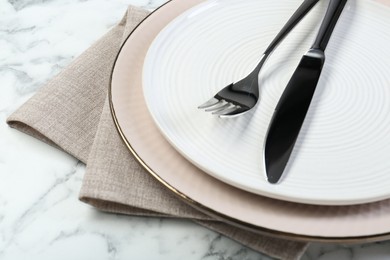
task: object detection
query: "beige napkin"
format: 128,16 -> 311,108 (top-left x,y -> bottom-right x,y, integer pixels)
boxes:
7,6 -> 307,260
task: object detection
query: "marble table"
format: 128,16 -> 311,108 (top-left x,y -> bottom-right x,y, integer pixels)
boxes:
1,0 -> 390,259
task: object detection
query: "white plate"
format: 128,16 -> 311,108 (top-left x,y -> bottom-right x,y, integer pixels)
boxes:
143,0 -> 390,205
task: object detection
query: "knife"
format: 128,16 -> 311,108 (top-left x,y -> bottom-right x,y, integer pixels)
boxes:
264,0 -> 348,184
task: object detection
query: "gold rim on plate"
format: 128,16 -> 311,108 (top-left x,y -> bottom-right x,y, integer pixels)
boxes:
110,0 -> 390,243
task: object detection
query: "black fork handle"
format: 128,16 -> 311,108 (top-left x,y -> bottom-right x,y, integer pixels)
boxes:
264,0 -> 320,55
311,0 -> 348,51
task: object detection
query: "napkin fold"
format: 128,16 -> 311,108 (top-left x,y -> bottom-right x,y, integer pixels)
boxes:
7,6 -> 307,260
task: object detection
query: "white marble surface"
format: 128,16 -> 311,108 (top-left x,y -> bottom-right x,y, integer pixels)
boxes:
1,0 -> 390,259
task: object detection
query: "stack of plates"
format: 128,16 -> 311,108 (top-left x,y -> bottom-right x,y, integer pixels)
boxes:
110,0 -> 390,242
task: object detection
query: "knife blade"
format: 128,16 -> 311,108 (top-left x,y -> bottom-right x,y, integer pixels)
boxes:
264,0 -> 348,184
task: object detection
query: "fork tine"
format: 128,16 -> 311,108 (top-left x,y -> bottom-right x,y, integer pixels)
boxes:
212,105 -> 240,116
198,97 -> 220,109
206,102 -> 231,112
218,107 -> 248,118
205,100 -> 229,112
211,103 -> 235,113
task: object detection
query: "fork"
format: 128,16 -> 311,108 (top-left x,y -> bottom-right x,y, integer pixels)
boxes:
198,0 -> 320,117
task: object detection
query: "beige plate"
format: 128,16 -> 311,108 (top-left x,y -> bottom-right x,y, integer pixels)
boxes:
110,0 -> 390,242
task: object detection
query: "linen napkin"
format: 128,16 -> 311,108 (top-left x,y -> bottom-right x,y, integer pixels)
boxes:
7,6 -> 308,260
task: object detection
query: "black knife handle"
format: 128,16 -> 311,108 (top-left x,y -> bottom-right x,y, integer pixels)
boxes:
264,0 -> 320,55
311,0 -> 347,51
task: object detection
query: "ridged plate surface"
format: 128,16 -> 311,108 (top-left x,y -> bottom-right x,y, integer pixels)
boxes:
143,0 -> 390,205
111,0 -> 390,241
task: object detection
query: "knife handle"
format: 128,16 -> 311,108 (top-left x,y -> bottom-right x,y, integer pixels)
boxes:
311,0 -> 347,51
264,0 -> 320,55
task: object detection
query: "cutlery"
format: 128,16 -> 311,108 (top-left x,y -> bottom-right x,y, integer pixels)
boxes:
198,0 -> 320,117
264,0 -> 348,184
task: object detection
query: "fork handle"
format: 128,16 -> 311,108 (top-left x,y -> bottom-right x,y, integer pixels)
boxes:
311,0 -> 347,51
263,0 -> 320,55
